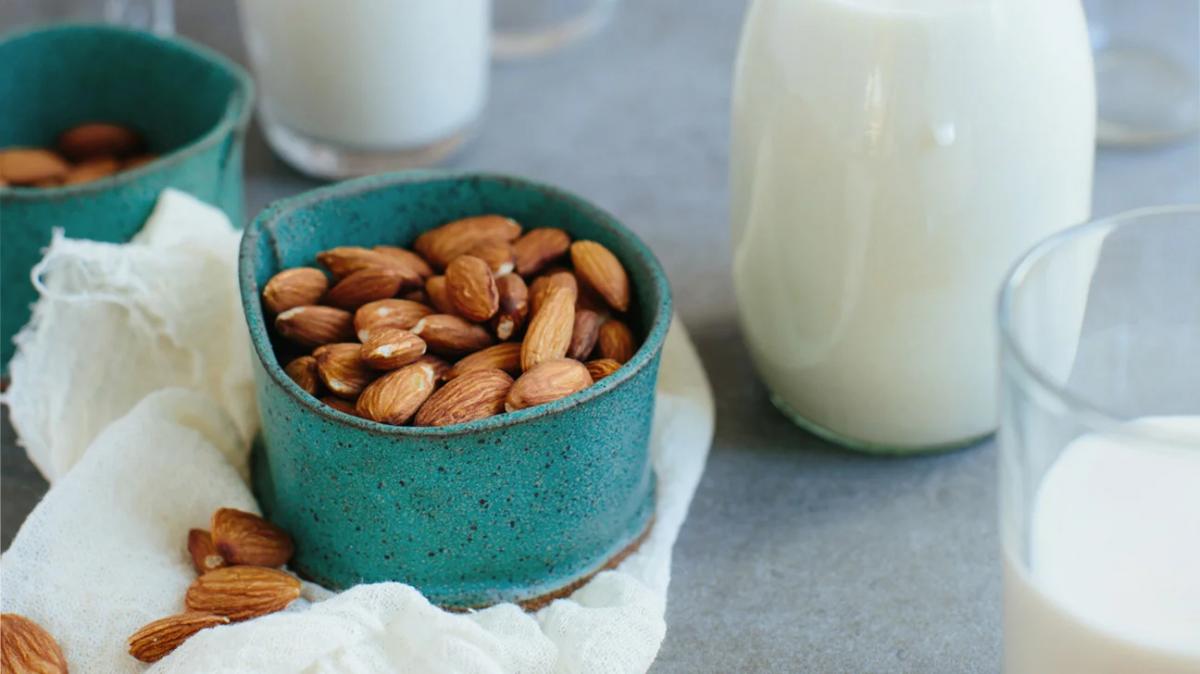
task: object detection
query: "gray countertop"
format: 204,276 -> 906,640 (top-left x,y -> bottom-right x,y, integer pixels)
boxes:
3,2 -> 1198,672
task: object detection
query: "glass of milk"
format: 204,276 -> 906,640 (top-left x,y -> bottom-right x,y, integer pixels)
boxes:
729,0 -> 1096,453
997,205 -> 1200,673
237,0 -> 490,179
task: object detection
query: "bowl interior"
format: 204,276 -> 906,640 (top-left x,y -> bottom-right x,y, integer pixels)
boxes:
0,24 -> 248,156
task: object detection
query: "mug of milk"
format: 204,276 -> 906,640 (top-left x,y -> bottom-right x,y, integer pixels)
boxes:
237,0 -> 490,179
730,0 -> 1096,452
998,206 -> 1200,673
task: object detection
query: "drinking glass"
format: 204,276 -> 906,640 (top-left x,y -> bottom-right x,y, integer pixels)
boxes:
492,0 -> 618,59
997,205 -> 1200,673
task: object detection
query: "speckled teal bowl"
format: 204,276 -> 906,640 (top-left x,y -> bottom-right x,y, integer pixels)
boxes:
0,24 -> 253,368
239,172 -> 671,608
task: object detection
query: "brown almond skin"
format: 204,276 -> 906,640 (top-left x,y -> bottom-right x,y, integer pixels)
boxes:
356,358 -> 442,424
513,228 -> 571,277
506,358 -> 593,412
1,614 -> 69,674
128,612 -> 229,663
446,255 -> 499,322
314,343 -> 377,398
275,306 -> 354,348
62,155 -> 120,185
414,369 -> 513,427
322,396 -> 361,417
373,245 -> 434,279
570,241 -> 631,312
466,239 -> 516,275
522,285 -> 576,371
283,355 -> 321,396
446,342 -> 523,380
529,270 -> 578,316
184,566 -> 301,622
211,508 -> 295,567
263,268 -> 328,314
316,246 -> 406,280
325,266 -> 407,310
354,299 -> 433,341
187,529 -> 227,575
57,122 -> 142,160
410,314 -> 495,357
0,148 -> 69,185
424,275 -> 459,315
585,358 -> 622,381
568,309 -> 604,360
414,215 -> 522,269
123,153 -> 158,170
403,288 -> 430,304
491,273 -> 529,341
597,319 -> 636,363
360,327 -> 427,370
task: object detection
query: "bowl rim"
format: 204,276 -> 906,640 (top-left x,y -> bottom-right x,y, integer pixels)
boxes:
239,170 -> 674,437
0,23 -> 255,198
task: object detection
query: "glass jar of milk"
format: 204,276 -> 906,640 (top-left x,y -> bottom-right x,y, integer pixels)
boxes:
238,0 -> 490,179
730,0 -> 1096,452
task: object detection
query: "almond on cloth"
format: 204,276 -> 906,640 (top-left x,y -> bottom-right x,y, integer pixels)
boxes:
597,319 -> 636,363
373,245 -> 434,279
210,507 -> 295,567
360,327 -> 426,370
314,343 -> 377,398
283,355 -> 321,396
506,358 -> 593,412
522,285 -> 576,371
316,246 -> 402,280
568,309 -> 603,360
275,305 -> 354,347
414,368 -> 513,426
570,241 -> 631,312
585,358 -> 622,381
184,566 -> 301,622
424,275 -> 458,315
127,612 -> 229,663
446,255 -> 500,322
491,273 -> 529,341
263,267 -> 328,315
1,613 -> 68,674
325,267 -> 409,309
57,122 -> 142,160
354,299 -> 433,341
513,227 -> 571,277
446,342 -> 523,380
356,357 -> 442,424
187,528 -> 228,575
410,314 -> 495,356
414,215 -> 522,269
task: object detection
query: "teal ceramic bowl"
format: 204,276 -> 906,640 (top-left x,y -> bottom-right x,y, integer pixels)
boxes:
240,172 -> 671,608
0,24 -> 254,368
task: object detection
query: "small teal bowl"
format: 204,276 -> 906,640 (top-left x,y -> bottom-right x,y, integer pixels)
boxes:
239,172 -> 672,608
0,24 -> 254,368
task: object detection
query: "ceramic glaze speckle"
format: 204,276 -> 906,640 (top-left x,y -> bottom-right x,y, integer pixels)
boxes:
0,24 -> 254,368
240,172 -> 672,607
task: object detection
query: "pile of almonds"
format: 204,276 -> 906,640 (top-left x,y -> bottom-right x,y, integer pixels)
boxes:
264,215 -> 641,426
0,122 -> 157,188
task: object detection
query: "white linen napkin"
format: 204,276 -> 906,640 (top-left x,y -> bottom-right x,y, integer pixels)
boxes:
0,190 -> 715,674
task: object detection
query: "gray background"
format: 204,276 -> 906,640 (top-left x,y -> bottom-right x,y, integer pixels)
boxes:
3,2 -> 1198,672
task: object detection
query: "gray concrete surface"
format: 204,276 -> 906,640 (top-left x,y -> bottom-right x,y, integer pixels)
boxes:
3,2 -> 1198,672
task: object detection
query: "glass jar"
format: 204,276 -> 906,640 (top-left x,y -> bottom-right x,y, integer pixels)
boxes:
730,0 -> 1096,453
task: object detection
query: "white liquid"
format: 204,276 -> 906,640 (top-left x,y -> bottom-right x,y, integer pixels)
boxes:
730,0 -> 1096,449
238,0 -> 490,149
1004,418 -> 1200,673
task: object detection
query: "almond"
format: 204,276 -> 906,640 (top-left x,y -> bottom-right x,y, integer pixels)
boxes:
355,357 -> 442,424
446,342 -> 523,380
314,343 -> 377,398
0,148 -> 69,185
466,240 -> 516,275
184,566 -> 301,622
128,612 -> 229,663
446,255 -> 499,321
529,270 -> 578,315
522,285 -> 576,370
402,288 -> 430,304
491,273 -> 529,341
373,245 -> 434,279
187,529 -> 227,575
124,153 -> 158,170
316,246 -> 401,279
325,266 -> 408,309
505,358 -> 592,412
597,319 -> 636,363
570,241 -> 630,312
513,228 -> 571,276
283,355 -> 321,396
57,122 -> 142,160
275,306 -> 354,347
360,327 -> 426,370
414,215 -> 522,269
322,396 -> 361,417
1,614 -> 68,674
354,299 -> 433,341
424,275 -> 458,315
586,358 -> 622,381
211,508 -> 294,567
414,369 -> 513,426
263,267 -> 328,314
568,309 -> 603,360
410,314 -> 495,356
62,155 -> 120,185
